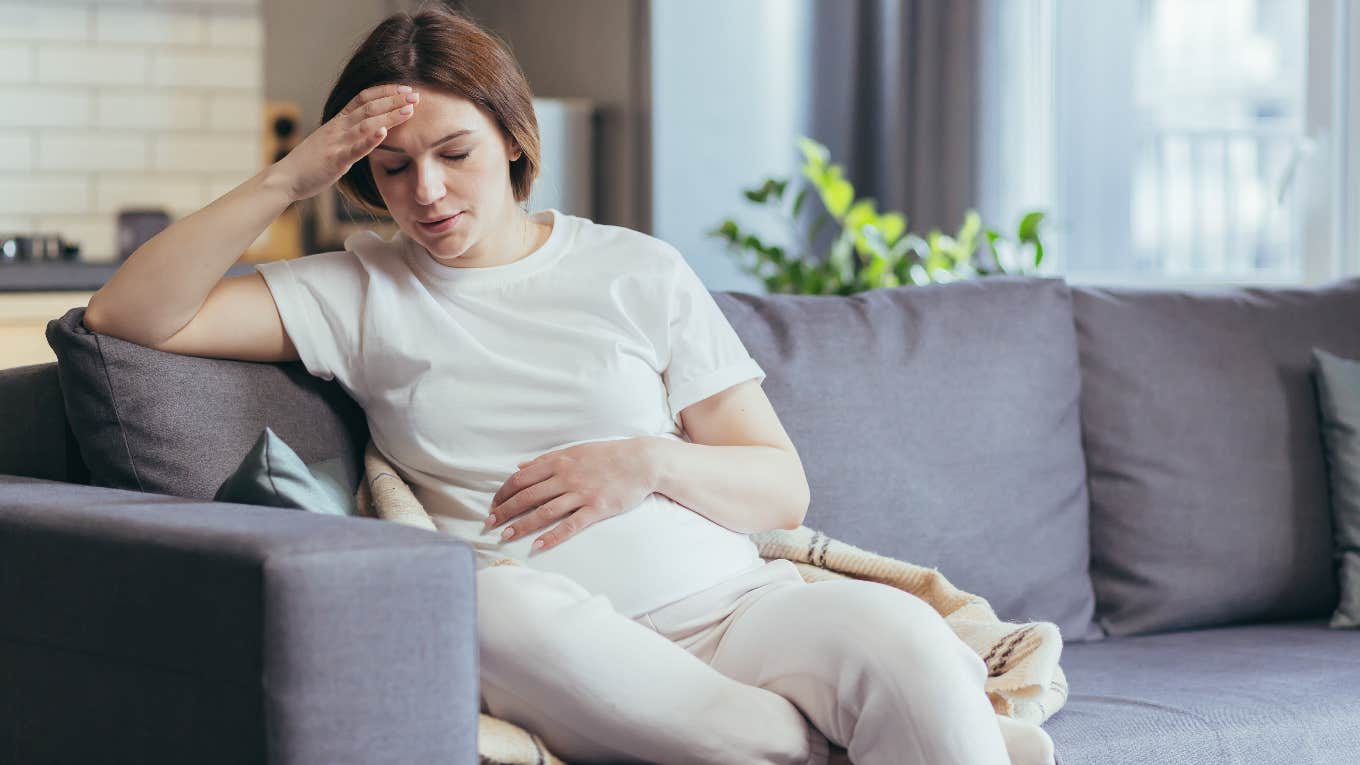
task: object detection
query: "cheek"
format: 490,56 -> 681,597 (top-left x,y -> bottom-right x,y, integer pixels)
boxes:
371,174 -> 409,210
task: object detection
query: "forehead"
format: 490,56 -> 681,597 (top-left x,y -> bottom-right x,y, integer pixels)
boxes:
384,87 -> 495,147
412,88 -> 488,125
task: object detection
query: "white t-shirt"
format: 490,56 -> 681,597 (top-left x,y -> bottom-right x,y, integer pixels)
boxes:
254,207 -> 769,617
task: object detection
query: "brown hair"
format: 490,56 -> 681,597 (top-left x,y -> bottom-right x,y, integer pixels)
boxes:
322,6 -> 540,212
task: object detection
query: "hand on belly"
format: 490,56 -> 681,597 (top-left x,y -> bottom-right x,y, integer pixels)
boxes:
493,494 -> 764,617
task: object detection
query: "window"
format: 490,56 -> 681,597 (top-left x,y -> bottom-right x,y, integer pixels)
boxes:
981,0 -> 1359,285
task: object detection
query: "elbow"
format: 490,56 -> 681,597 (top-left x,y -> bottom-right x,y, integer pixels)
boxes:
82,297 -> 107,333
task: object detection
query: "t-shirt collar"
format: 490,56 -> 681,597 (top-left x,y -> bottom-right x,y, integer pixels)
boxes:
403,207 -> 566,289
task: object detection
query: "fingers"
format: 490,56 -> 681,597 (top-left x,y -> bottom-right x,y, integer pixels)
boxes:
489,460 -> 556,513
338,82 -> 413,118
344,106 -> 416,163
355,103 -> 416,138
494,493 -> 585,543
344,90 -> 420,129
530,506 -> 599,553
487,474 -> 565,531
347,124 -> 388,161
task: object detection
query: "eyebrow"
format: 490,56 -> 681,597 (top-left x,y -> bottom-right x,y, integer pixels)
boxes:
373,129 -> 476,154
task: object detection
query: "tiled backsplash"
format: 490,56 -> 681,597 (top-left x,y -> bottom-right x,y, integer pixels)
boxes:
0,0 -> 264,262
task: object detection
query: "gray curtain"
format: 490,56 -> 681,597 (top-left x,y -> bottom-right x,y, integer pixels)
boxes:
805,0 -> 981,240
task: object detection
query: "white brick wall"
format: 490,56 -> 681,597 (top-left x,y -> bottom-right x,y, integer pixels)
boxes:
0,0 -> 263,263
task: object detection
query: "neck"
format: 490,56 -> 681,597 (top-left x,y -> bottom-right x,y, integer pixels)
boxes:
447,204 -> 536,269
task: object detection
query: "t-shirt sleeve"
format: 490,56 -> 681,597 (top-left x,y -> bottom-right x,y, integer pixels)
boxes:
661,250 -> 766,427
254,251 -> 366,393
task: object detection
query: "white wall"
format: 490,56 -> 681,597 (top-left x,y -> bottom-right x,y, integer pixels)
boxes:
650,0 -> 810,292
0,0 -> 265,261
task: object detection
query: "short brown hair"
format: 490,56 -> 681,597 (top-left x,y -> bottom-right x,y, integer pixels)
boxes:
322,7 -> 540,212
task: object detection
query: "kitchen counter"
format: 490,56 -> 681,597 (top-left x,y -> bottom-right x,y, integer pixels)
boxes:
0,261 -> 260,292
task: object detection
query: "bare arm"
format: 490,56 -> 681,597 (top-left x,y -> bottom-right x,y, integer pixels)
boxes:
83,169 -> 295,348
648,379 -> 809,534
83,83 -> 422,351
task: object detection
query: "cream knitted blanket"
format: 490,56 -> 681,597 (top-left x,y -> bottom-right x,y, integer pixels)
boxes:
354,439 -> 1069,764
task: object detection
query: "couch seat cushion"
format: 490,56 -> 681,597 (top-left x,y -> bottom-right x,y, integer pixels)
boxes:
1046,619 -> 1360,764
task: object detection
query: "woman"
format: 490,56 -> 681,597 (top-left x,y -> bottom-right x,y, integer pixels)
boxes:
84,7 -> 1055,765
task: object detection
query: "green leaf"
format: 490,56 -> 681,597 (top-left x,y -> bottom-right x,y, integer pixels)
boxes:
878,213 -> 906,245
858,223 -> 889,262
1018,210 -> 1045,241
902,233 -> 930,262
829,231 -> 855,283
1017,210 -> 1046,269
801,162 -> 829,191
958,209 -> 982,242
844,198 -> 877,232
981,228 -> 1003,274
926,232 -> 954,271
823,178 -> 854,218
797,136 -> 831,167
710,219 -> 740,243
862,252 -> 889,285
791,186 -> 809,219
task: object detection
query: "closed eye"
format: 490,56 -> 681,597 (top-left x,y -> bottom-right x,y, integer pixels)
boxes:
380,153 -> 470,176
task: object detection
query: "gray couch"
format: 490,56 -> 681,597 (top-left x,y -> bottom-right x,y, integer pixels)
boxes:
2,275 -> 1357,764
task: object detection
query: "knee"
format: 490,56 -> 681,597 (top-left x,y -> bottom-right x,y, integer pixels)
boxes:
840,585 -> 988,685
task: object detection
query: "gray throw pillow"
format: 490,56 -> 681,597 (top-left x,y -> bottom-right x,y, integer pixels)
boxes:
215,426 -> 361,516
1312,348 -> 1360,629
45,307 -> 368,501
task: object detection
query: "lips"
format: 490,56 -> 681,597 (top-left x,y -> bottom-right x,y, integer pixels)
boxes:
418,212 -> 460,224
417,211 -> 463,234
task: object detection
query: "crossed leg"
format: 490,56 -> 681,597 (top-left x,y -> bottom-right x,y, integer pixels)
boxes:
702,575 -> 1054,765
476,563 -> 830,764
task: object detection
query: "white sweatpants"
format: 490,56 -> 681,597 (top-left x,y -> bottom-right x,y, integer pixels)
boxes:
477,557 -> 1056,765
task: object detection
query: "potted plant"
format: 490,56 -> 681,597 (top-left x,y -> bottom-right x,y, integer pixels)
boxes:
709,136 -> 1048,295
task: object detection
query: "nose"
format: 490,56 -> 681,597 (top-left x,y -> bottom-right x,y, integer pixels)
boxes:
413,160 -> 446,207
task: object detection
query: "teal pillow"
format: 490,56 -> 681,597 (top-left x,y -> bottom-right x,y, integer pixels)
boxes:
1313,348 -> 1360,629
214,426 -> 361,516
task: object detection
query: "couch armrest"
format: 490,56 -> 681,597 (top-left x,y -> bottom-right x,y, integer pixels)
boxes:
0,475 -> 478,765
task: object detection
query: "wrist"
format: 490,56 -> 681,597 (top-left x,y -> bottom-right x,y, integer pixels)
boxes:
258,161 -> 301,205
639,436 -> 672,495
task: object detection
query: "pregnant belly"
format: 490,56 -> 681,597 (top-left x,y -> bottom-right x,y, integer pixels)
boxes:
498,493 -> 764,617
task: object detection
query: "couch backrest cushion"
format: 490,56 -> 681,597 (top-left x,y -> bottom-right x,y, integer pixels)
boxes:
714,276 -> 1102,641
1072,277 -> 1360,637
45,308 -> 368,501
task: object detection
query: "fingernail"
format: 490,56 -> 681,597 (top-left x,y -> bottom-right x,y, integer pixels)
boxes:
532,540 -> 545,550
399,104 -> 413,114
405,92 -> 419,103
397,85 -> 412,93
501,527 -> 515,540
